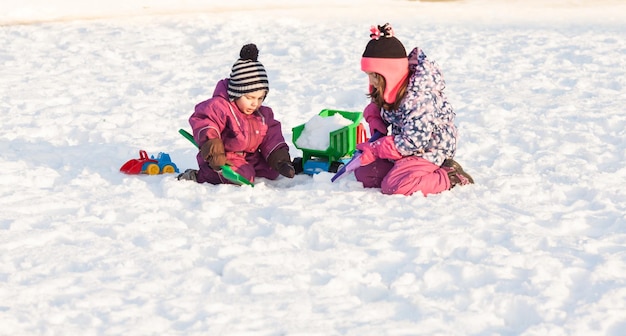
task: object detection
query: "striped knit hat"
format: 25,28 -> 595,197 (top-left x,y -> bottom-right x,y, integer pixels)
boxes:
227,44 -> 269,101
361,23 -> 409,104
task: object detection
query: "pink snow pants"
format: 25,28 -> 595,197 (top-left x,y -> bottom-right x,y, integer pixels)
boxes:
354,156 -> 450,196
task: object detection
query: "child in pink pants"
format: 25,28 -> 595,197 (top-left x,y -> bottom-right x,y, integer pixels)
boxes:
355,23 -> 474,196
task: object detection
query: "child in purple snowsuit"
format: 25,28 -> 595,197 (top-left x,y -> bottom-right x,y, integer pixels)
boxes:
177,44 -> 295,185
355,23 -> 474,196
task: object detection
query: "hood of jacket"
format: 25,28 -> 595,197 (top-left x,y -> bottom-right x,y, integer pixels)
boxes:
408,47 -> 447,93
212,79 -> 230,100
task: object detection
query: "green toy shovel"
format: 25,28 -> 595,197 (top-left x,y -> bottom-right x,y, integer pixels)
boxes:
178,129 -> 254,187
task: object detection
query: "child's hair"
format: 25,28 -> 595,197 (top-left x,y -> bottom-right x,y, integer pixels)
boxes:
367,72 -> 410,111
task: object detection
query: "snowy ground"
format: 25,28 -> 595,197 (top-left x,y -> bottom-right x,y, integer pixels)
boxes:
1,1 -> 626,335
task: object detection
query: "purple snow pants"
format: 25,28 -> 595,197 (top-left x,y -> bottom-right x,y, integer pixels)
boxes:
354,156 -> 450,196
195,151 -> 279,185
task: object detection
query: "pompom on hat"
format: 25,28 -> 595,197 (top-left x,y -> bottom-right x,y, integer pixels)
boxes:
361,23 -> 409,104
227,43 -> 269,101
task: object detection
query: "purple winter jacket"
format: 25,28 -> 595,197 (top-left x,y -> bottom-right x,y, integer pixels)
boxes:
189,79 -> 288,181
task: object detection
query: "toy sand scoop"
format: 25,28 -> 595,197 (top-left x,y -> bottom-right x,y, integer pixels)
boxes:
331,130 -> 384,182
178,129 -> 254,187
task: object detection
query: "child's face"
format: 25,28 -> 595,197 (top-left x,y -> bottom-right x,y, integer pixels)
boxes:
235,90 -> 267,115
366,72 -> 381,88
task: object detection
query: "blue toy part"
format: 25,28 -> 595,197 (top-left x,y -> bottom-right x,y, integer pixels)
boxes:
302,157 -> 350,175
141,152 -> 179,175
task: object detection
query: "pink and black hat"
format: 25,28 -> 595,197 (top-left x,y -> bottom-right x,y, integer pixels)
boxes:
361,23 -> 409,104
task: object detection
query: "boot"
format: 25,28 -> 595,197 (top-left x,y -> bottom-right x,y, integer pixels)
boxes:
442,159 -> 474,189
177,169 -> 198,182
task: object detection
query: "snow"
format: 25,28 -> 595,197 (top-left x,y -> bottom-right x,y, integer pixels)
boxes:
1,0 -> 626,335
295,113 -> 355,150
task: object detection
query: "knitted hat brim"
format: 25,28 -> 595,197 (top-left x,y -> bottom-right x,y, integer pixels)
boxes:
228,59 -> 269,101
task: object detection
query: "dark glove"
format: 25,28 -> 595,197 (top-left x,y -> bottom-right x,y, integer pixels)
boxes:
200,138 -> 226,170
267,148 -> 295,178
